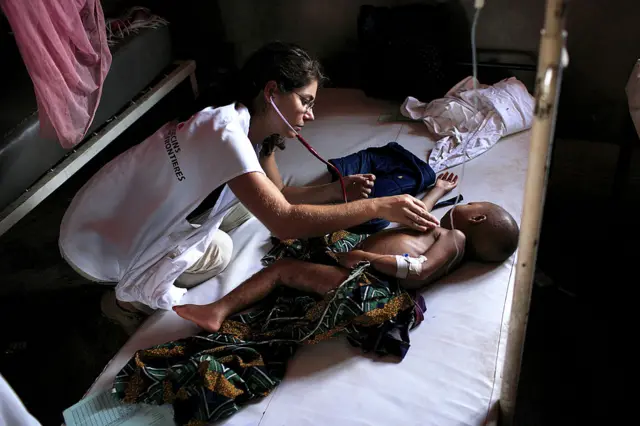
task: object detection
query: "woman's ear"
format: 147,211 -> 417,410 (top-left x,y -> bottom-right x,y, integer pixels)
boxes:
470,214 -> 487,224
263,80 -> 278,103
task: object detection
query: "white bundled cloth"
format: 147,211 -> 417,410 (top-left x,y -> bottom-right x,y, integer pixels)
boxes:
626,59 -> 640,139
401,76 -> 534,172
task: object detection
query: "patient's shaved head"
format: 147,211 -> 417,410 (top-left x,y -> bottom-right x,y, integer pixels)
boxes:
440,202 -> 519,262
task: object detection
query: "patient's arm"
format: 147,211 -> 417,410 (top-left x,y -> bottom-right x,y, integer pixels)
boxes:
421,172 -> 459,211
260,151 -> 375,204
336,229 -> 466,289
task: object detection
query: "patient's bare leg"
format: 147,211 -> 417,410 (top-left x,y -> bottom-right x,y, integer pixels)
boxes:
173,258 -> 350,332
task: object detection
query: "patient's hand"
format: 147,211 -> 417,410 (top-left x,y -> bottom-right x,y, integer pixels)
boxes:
435,172 -> 459,193
336,250 -> 371,269
341,174 -> 376,201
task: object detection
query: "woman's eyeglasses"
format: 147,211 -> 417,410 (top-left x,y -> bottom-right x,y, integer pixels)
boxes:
294,92 -> 315,112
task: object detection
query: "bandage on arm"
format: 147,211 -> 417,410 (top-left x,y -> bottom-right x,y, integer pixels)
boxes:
347,251 -> 427,280
395,254 -> 427,279
400,230 -> 467,289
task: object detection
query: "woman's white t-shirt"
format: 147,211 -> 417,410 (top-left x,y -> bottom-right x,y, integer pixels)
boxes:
59,103 -> 264,309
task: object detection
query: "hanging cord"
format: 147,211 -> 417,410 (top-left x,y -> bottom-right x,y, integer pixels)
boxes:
447,0 -> 485,263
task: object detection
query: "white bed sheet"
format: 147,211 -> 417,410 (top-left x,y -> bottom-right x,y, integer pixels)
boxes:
84,89 -> 530,426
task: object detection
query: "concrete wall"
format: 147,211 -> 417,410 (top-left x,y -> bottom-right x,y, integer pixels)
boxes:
563,0 -> 640,107
459,0 -> 543,52
462,0 -> 640,127
217,0 -> 543,66
218,0 -> 639,115
219,0 -> 541,59
218,0 -> 420,65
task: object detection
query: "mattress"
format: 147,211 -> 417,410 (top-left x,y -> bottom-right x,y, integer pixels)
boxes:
83,88 -> 530,425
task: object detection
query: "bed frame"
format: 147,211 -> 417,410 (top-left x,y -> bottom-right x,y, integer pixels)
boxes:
498,1 -> 568,424
0,60 -> 198,237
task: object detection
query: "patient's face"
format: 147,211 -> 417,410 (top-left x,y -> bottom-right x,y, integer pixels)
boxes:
440,202 -> 490,233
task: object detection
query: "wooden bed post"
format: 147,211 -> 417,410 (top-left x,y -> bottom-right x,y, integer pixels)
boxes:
499,0 -> 569,424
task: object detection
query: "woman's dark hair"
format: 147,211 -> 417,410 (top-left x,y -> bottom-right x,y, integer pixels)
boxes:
192,42 -> 325,155
235,41 -> 326,114
235,42 -> 325,155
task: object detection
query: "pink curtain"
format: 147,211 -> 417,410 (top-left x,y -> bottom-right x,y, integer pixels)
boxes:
1,0 -> 112,148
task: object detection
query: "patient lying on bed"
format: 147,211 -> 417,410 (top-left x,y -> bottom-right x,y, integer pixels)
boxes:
174,173 -> 520,332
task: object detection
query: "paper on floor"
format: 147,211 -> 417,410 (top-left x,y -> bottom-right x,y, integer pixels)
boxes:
63,389 -> 173,426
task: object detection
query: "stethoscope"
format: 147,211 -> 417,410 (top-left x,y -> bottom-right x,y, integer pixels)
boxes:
269,96 -> 348,203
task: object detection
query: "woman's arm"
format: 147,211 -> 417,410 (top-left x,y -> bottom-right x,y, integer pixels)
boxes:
260,152 -> 374,204
228,171 -> 439,240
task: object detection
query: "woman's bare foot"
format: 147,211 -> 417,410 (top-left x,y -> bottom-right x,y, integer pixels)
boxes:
173,303 -> 227,332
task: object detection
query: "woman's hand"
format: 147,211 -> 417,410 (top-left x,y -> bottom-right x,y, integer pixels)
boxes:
338,174 -> 375,201
375,195 -> 439,231
434,172 -> 459,194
